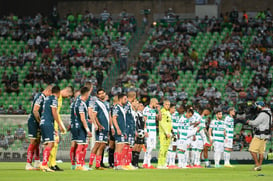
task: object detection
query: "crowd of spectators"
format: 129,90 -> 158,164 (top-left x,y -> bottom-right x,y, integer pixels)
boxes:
0,124 -> 26,150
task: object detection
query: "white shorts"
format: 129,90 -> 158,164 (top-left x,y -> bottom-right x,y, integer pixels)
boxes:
213,141 -> 224,152
171,140 -> 178,146
187,137 -> 194,148
224,138 -> 233,149
177,139 -> 188,151
193,139 -> 203,150
146,133 -> 157,149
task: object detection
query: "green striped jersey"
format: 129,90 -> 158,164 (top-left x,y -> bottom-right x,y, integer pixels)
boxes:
143,105 -> 157,133
224,115 -> 234,139
178,114 -> 190,140
171,111 -> 179,135
210,119 -> 225,143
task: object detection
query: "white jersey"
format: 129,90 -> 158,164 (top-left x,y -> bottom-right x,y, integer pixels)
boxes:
178,114 -> 190,141
143,105 -> 157,135
210,119 -> 225,143
224,115 -> 234,140
171,111 -> 180,135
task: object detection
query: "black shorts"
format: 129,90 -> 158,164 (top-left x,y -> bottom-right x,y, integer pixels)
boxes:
135,137 -> 144,145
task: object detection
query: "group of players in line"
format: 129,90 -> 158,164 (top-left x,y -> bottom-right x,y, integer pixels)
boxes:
25,82 -> 236,172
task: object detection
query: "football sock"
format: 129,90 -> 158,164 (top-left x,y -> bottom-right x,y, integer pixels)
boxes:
70,146 -> 76,165
109,148 -> 115,167
89,153 -> 96,166
224,150 -> 231,165
27,144 -> 35,164
42,146 -> 52,166
34,144 -> 40,161
96,155 -> 102,168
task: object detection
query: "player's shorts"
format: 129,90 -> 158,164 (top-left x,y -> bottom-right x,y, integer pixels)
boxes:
249,137 -> 267,154
135,137 -> 145,144
40,122 -> 54,144
146,132 -> 157,149
115,134 -> 127,143
192,138 -> 203,150
171,140 -> 178,146
95,130 -> 109,143
70,124 -> 78,141
213,141 -> 224,152
76,127 -> 87,144
224,138 -> 233,149
187,137 -> 194,148
28,116 -> 41,139
127,133 -> 135,147
177,139 -> 188,151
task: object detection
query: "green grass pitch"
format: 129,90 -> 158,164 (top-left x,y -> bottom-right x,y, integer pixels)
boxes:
0,163 -> 273,181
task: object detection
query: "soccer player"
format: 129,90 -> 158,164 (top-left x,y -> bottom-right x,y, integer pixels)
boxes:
49,86 -> 73,171
132,102 -> 145,168
74,86 -> 92,171
40,86 -> 65,172
68,90 -> 81,170
122,91 -> 137,169
25,85 -> 52,170
209,110 -> 225,168
177,107 -> 194,168
157,100 -> 172,169
108,95 -> 118,168
112,94 -> 128,170
167,104 -> 179,168
142,98 -> 161,169
88,88 -> 110,170
224,107 -> 236,167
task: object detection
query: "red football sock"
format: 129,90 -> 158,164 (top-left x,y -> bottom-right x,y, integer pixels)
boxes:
121,145 -> 129,165
82,144 -> 88,166
42,146 -> 52,166
70,146 -> 76,165
89,153 -> 96,166
76,145 -> 84,165
127,147 -> 133,165
34,144 -> 40,161
27,144 -> 35,163
96,155 -> 102,168
114,152 -> 118,167
117,153 -> 122,166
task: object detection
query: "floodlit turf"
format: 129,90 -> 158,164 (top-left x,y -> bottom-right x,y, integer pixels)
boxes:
0,163 -> 273,181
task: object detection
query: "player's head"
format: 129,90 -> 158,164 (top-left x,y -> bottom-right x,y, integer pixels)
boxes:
74,90 -> 80,99
61,86 -> 74,98
97,88 -> 106,100
215,109 -> 223,120
150,98 -> 159,109
80,86 -> 90,101
163,99 -> 170,110
132,98 -> 139,110
112,95 -> 118,105
52,85 -> 61,97
43,84 -> 53,96
185,106 -> 194,118
84,82 -> 93,93
202,108 -> 211,117
138,103 -> 144,112
118,94 -> 127,106
228,107 -> 236,117
127,91 -> 136,102
104,94 -> 109,102
169,104 -> 176,114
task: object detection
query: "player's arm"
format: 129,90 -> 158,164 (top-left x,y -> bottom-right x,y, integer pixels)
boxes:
156,106 -> 162,121
113,115 -> 121,135
51,106 -> 65,133
208,126 -> 213,143
160,112 -> 170,137
143,115 -> 149,137
93,111 -> 104,131
33,104 -> 41,123
88,107 -> 98,130
109,113 -> 115,135
80,112 -> 92,137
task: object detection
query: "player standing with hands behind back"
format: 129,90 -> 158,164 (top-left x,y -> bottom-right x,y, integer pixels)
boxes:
142,98 -> 161,169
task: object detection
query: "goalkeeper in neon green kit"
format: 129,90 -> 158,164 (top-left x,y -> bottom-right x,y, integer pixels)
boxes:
157,100 -> 172,169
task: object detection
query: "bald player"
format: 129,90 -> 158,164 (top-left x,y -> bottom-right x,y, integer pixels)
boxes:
25,85 -> 52,170
142,98 -> 161,169
49,86 -> 73,171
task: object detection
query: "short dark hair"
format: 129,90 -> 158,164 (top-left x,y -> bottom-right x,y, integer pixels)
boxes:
170,104 -> 176,108
118,93 -> 126,100
215,109 -> 222,114
52,86 -> 60,94
80,86 -> 90,95
97,88 -> 105,94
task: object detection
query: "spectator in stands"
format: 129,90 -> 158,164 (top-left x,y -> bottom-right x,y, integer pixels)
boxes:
245,132 -> 252,147
14,124 -> 26,141
111,83 -> 122,96
100,8 -> 110,22
0,134 -> 8,150
42,45 -> 52,58
6,105 -> 14,114
14,105 -> 26,114
23,72 -> 34,86
5,130 -> 14,145
0,105 -> 5,114
1,71 -> 9,86
96,69 -> 104,88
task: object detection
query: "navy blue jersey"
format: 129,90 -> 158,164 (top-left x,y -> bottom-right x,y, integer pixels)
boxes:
40,95 -> 58,126
86,95 -> 98,109
93,99 -> 110,131
70,96 -> 80,127
113,104 -> 126,134
75,97 -> 88,128
30,93 -> 46,120
124,101 -> 136,133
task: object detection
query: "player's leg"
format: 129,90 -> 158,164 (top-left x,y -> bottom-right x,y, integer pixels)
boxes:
224,139 -> 233,167
203,145 -> 210,167
95,142 -> 107,169
169,145 -> 177,167
33,136 -> 41,168
89,142 -> 100,167
75,130 -> 90,171
49,134 -> 63,171
70,141 -> 77,169
214,142 -> 223,168
108,139 -> 115,168
26,118 -> 39,170
114,142 -> 125,169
